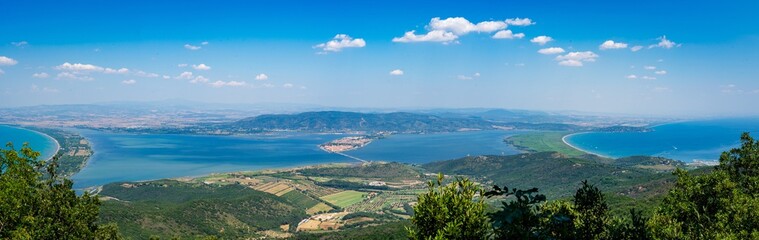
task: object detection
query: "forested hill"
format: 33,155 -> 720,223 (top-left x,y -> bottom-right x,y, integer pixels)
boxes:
229,111 -> 498,133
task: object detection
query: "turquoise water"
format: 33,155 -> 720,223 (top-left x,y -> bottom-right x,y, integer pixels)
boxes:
0,125 -> 58,160
71,130 -> 522,188
565,118 -> 759,162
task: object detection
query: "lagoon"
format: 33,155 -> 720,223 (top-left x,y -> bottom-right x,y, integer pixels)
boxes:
70,130 -> 523,188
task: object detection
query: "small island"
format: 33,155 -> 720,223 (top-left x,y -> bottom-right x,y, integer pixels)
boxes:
319,136 -> 375,153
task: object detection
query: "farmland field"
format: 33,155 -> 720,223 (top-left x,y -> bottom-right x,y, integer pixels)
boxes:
320,190 -> 366,208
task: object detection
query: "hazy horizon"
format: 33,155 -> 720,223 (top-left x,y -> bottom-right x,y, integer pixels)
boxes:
1,0 -> 758,117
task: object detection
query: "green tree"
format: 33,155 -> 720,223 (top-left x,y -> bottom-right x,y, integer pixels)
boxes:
649,133 -> 759,239
573,180 -> 608,239
484,185 -> 546,239
407,174 -> 491,240
0,143 -> 120,239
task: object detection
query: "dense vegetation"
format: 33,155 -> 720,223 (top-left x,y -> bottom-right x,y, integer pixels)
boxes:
27,127 -> 93,177
410,133 -> 759,239
98,180 -> 308,239
504,131 -> 587,157
0,143 -> 119,239
230,111 -> 498,133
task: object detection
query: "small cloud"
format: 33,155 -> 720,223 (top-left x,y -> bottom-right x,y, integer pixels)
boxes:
555,51 -> 599,67
649,35 -> 679,49
11,41 -> 28,47
644,66 -> 656,70
190,76 -> 209,83
314,34 -> 366,53
515,63 -> 525,67
32,72 -> 49,78
0,56 -> 19,66
162,75 -> 170,79
56,72 -> 94,81
255,73 -> 269,80
428,17 -> 506,35
655,70 -> 667,75
104,68 -> 129,74
210,80 -> 246,87
538,47 -> 565,55
492,30 -> 525,39
176,71 -> 194,80
530,36 -> 553,45
178,63 -> 188,67
657,59 -> 664,62
135,71 -> 159,78
642,76 -> 657,80
505,18 -> 535,26
392,30 -> 458,43
626,74 -> 638,79
184,44 -> 201,50
599,40 -> 628,50
201,41 -> 209,45
55,62 -> 103,71
283,83 -> 294,88
457,72 -> 480,80
389,69 -> 404,76
192,63 -> 211,70
630,45 -> 644,52
122,79 -> 136,85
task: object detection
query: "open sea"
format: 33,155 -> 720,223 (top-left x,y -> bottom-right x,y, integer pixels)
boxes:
564,118 -> 759,162
0,125 -> 58,160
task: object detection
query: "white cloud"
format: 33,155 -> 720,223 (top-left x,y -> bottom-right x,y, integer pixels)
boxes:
283,83 -> 294,88
649,35 -> 679,49
210,80 -> 246,87
11,41 -> 28,47
314,34 -> 366,52
192,63 -> 211,70
626,74 -> 638,79
555,51 -> 599,67
162,75 -> 170,79
389,69 -> 404,76
176,71 -> 194,80
104,67 -> 129,74
32,72 -> 49,78
599,40 -> 628,50
530,36 -> 553,45
642,76 -> 657,80
644,66 -> 656,70
538,47 -> 565,55
184,44 -> 201,50
56,72 -> 94,81
178,63 -> 188,67
55,62 -> 103,71
428,17 -> 506,35
630,45 -> 644,52
190,76 -> 209,83
122,79 -> 136,85
134,71 -> 159,78
201,41 -> 209,45
655,70 -> 667,75
392,30 -> 458,43
492,30 -> 525,39
457,72 -> 481,80
255,73 -> 269,80
505,18 -> 535,26
0,56 -> 18,66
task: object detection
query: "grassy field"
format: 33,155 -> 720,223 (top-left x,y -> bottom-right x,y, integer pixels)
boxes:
306,203 -> 333,214
505,131 -> 587,157
320,190 -> 366,208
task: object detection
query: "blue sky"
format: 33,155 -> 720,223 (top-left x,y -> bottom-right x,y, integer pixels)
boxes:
1,0 -> 758,116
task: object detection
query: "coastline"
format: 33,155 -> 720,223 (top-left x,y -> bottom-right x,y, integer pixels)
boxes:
1,124 -> 61,161
561,132 -> 612,159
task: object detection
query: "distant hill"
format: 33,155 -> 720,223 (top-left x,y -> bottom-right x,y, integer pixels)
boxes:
230,111 -> 498,133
